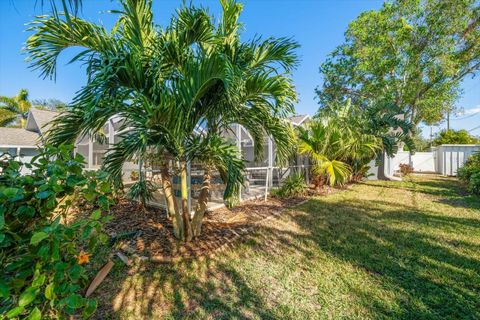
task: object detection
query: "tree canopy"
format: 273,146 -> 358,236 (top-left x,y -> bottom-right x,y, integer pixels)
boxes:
317,0 -> 480,127
433,129 -> 480,145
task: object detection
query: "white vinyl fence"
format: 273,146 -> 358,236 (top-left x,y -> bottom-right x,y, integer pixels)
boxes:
387,144 -> 479,177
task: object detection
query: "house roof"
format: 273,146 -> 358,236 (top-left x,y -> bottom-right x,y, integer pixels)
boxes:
0,128 -> 40,147
26,108 -> 59,134
288,114 -> 310,126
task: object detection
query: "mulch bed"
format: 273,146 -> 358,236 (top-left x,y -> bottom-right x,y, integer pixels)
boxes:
104,196 -> 307,262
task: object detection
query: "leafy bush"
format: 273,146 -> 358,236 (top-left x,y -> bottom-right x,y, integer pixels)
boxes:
0,145 -> 114,319
271,172 -> 307,198
433,129 -> 480,146
458,152 -> 480,195
399,163 -> 414,176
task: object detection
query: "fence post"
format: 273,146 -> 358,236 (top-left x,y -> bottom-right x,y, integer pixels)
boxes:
268,137 -> 273,187
264,168 -> 269,202
108,119 -> 115,146
187,161 -> 192,214
236,124 -> 242,202
88,139 -> 93,170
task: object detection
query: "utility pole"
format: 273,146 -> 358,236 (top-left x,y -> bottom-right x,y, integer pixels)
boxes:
430,126 -> 433,149
447,111 -> 450,131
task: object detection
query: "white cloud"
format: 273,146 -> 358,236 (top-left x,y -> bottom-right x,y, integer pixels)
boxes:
463,105 -> 480,115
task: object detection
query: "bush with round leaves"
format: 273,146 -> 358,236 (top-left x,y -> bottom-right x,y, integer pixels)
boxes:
0,145 -> 114,319
458,152 -> 480,195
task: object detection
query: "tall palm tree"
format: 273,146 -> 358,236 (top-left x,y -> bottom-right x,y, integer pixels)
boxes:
25,0 -> 298,241
0,89 -> 32,127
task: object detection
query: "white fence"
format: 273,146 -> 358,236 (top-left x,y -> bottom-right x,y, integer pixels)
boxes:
436,145 -> 480,176
387,144 -> 479,177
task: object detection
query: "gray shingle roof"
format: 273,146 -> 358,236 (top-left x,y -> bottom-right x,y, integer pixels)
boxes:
29,108 -> 59,134
0,128 -> 40,147
288,114 -> 310,126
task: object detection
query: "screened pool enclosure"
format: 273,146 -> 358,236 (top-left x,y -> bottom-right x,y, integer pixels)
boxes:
74,116 -> 312,212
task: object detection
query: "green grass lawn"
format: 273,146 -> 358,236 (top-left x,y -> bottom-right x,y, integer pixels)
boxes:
93,175 -> 480,319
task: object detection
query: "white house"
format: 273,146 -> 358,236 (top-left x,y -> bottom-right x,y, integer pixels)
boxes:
0,108 -> 58,172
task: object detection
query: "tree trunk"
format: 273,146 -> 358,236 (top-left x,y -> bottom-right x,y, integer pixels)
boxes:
160,161 -> 183,239
191,166 -> 211,237
376,151 -> 401,181
180,161 -> 192,242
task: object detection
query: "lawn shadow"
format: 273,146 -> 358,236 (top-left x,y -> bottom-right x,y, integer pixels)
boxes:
88,177 -> 480,319
282,196 -> 480,319
92,255 -> 281,319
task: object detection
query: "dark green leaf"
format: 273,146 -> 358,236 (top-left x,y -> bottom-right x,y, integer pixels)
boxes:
36,190 -> 53,200
82,299 -> 97,319
0,279 -> 9,298
66,293 -> 84,309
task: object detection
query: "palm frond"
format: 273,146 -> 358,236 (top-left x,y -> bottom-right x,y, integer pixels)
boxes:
25,14 -> 115,79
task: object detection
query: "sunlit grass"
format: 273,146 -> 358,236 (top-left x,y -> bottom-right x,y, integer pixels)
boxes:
91,175 -> 480,319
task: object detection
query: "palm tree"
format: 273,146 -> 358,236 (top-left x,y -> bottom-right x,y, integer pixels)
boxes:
0,89 -> 32,127
299,100 -> 381,187
297,121 -> 352,187
318,100 -> 381,181
25,0 -> 298,241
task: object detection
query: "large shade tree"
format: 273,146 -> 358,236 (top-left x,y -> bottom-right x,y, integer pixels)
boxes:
317,0 -> 480,127
25,0 -> 298,241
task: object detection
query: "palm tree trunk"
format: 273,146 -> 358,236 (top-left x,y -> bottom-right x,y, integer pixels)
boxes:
160,161 -> 183,239
180,161 -> 192,242
192,166 -> 211,237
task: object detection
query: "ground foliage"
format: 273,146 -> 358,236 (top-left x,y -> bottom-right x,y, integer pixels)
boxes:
458,151 -> 480,194
0,145 -> 114,319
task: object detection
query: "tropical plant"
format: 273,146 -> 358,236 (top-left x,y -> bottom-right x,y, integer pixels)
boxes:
297,121 -> 352,187
404,128 -> 431,152
300,100 -> 381,187
0,145 -> 114,319
433,129 -> 480,146
271,172 -> 307,198
458,151 -> 480,195
25,0 -> 298,241
0,89 -> 33,127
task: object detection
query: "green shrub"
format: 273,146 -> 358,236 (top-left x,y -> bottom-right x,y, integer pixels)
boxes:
458,152 -> 480,195
468,172 -> 480,194
272,172 -> 307,198
0,145 -> 114,319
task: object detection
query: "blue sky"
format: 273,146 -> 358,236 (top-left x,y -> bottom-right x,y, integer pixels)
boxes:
1,0 -> 479,138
